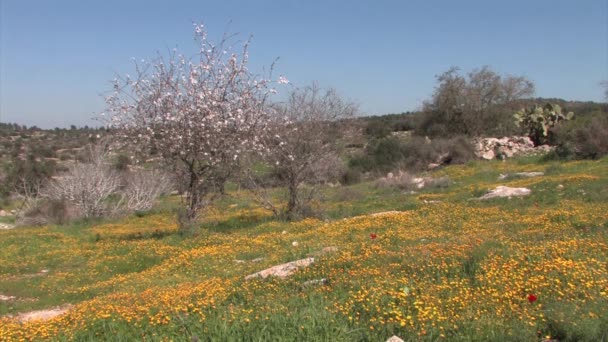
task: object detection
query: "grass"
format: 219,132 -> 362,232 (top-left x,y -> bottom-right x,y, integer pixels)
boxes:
0,156 -> 607,341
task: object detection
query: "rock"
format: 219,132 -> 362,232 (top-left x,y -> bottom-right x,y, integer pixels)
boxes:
479,186 -> 531,200
291,241 -> 299,247
474,136 -> 549,160
498,172 -> 544,180
386,336 -> 405,342
516,172 -> 544,177
302,278 -> 329,287
0,223 -> 15,230
386,172 -> 394,179
15,305 -> 72,323
427,162 -> 441,170
0,210 -> 6,217
320,246 -> 338,254
496,146 -> 514,159
412,177 -> 426,189
556,184 -> 564,190
480,149 -> 495,160
235,257 -> 264,264
0,294 -> 16,301
245,257 -> 315,280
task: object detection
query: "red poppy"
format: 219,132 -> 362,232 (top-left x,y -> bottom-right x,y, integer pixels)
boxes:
527,294 -> 537,303
370,233 -> 377,240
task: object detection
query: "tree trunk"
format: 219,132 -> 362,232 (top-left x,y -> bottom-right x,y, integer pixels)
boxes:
285,176 -> 298,219
180,171 -> 201,231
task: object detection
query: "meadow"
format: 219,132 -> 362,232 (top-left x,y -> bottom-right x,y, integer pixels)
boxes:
0,156 -> 607,341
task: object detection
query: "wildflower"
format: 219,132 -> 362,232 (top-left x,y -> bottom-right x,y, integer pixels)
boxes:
527,294 -> 537,303
370,233 -> 377,240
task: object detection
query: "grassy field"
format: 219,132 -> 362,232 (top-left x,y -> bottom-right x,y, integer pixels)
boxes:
1,156 -> 607,341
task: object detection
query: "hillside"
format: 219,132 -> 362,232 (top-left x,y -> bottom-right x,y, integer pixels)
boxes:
1,155 -> 606,341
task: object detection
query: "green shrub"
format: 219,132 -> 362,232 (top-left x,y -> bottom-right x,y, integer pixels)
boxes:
347,135 -> 476,174
549,112 -> 608,159
340,168 -> 362,185
364,120 -> 392,139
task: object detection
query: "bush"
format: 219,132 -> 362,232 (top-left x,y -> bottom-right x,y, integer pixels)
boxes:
340,168 -> 362,185
16,198 -> 70,226
550,113 -> 608,159
365,120 -> 392,139
347,135 -> 476,175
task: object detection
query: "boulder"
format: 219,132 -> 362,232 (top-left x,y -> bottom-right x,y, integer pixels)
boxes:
386,336 -> 405,342
0,294 -> 16,301
479,186 -> 531,200
245,257 -> 315,280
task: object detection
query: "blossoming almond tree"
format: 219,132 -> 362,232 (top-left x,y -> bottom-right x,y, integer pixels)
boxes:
105,24 -> 284,227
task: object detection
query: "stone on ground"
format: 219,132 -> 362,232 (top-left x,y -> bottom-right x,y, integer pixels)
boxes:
479,186 -> 531,200
245,257 -> 315,280
15,305 -> 71,323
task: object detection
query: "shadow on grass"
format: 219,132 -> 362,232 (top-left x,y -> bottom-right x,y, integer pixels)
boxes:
204,214 -> 275,234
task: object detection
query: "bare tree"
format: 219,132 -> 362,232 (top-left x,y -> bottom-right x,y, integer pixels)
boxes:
44,146 -> 121,218
249,83 -> 356,219
120,169 -> 173,212
105,24 -> 285,227
420,66 -> 535,137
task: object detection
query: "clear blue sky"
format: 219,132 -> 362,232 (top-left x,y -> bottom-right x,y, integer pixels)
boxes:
1,0 -> 606,128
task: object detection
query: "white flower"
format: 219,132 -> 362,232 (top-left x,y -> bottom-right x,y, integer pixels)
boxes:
277,76 -> 289,84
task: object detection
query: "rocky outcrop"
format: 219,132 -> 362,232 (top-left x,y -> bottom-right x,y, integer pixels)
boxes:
474,136 -> 553,160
